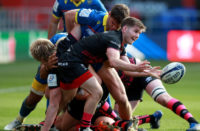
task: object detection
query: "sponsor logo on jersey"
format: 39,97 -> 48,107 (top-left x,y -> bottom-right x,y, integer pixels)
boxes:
58,62 -> 69,66
53,0 -> 59,12
79,9 -> 92,17
97,20 -> 100,24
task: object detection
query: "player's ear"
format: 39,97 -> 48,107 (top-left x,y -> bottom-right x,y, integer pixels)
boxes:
122,25 -> 127,32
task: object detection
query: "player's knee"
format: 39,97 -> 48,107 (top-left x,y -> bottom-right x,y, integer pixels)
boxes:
90,85 -> 103,101
151,85 -> 167,101
95,86 -> 103,100
115,94 -> 129,107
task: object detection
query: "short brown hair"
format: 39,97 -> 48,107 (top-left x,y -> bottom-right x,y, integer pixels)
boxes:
121,17 -> 146,32
110,4 -> 130,24
30,38 -> 56,62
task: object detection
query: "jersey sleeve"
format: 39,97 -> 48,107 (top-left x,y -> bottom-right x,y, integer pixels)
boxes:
47,69 -> 60,89
90,0 -> 107,12
52,0 -> 62,19
75,8 -> 99,26
120,47 -> 126,56
106,37 -> 121,51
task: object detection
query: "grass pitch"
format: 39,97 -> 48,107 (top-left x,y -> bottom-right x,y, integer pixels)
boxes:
0,60 -> 200,130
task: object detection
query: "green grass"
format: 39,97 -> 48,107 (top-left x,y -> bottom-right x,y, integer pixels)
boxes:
0,60 -> 200,130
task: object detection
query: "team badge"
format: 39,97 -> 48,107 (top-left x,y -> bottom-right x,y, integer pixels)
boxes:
47,74 -> 57,87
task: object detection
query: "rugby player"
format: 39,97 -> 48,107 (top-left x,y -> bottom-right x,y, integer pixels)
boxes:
114,57 -> 200,131
48,0 -> 107,39
3,33 -> 67,130
4,4 -> 126,130
30,16 -> 158,130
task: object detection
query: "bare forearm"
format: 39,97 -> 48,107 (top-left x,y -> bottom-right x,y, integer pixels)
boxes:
40,64 -> 49,79
124,71 -> 149,77
109,58 -> 139,72
48,22 -> 59,39
42,104 -> 59,131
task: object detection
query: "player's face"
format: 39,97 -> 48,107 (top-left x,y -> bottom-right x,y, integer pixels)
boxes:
107,17 -> 120,31
122,25 -> 142,44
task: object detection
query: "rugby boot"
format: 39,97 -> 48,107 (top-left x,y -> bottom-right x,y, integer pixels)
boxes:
186,123 -> 200,131
13,124 -> 41,131
137,128 -> 147,131
150,110 -> 163,129
112,118 -> 138,131
4,119 -> 22,130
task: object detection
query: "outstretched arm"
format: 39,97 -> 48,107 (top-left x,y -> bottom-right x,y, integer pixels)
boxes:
106,48 -> 151,72
120,55 -> 161,78
41,87 -> 61,131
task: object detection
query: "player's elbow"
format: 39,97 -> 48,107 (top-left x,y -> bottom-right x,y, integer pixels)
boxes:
108,59 -> 118,68
65,10 -> 76,23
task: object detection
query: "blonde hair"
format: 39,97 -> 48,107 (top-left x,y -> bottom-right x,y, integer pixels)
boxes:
30,38 -> 56,62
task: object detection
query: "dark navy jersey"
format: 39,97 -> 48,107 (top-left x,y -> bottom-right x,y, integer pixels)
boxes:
65,30 -> 126,64
52,0 -> 107,32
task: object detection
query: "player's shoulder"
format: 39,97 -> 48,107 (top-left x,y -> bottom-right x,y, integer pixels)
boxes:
78,8 -> 106,19
84,0 -> 107,12
103,30 -> 121,40
50,32 -> 68,45
56,0 -> 65,4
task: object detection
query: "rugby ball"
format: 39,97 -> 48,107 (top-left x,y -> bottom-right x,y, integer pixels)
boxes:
160,62 -> 186,84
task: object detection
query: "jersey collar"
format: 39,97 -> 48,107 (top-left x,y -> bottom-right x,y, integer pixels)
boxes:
103,14 -> 108,31
70,0 -> 85,7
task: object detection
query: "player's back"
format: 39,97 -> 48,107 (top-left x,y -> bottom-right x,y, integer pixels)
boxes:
66,30 -> 123,64
52,0 -> 107,32
75,8 -> 108,37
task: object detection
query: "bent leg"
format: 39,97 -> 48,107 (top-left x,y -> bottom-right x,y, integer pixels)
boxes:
98,64 -> 132,120
80,76 -> 103,128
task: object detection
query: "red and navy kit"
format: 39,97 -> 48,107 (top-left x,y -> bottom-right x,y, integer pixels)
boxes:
63,30 -> 126,64
118,57 -> 157,101
57,30 -> 126,90
47,33 -> 78,90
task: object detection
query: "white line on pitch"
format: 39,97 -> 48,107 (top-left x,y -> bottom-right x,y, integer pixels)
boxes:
0,86 -> 30,94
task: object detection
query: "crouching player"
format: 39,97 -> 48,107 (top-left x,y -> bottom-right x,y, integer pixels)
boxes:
4,32 -> 68,130
27,17 -> 156,131
53,86 -> 138,131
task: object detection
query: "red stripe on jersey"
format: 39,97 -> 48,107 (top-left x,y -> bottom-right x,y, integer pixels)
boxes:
62,10 -> 69,12
88,26 -> 96,33
60,71 -> 93,90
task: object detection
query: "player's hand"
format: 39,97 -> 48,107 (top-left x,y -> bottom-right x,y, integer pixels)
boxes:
45,52 -> 58,70
136,60 -> 151,72
144,66 -> 162,79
